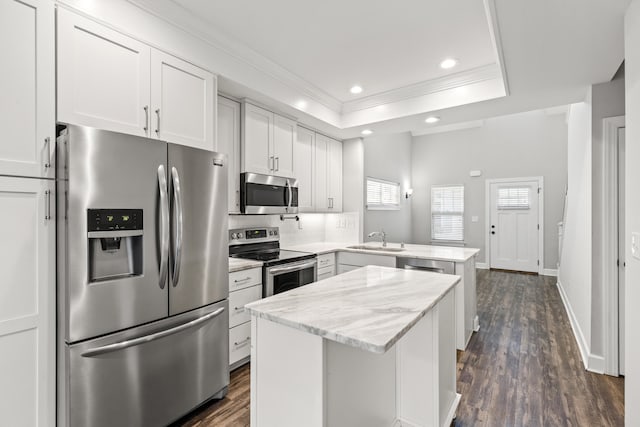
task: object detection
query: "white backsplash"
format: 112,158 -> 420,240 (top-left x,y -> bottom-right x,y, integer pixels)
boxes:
228,212 -> 360,246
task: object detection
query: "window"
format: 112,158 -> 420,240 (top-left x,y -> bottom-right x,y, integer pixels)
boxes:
366,177 -> 400,210
497,187 -> 530,210
431,185 -> 464,241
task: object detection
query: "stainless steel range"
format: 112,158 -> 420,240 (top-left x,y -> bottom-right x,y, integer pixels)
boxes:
229,227 -> 317,296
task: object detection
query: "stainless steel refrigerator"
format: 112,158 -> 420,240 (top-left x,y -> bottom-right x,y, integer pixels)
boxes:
56,124 -> 229,426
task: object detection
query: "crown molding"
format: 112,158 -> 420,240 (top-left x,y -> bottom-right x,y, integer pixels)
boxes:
484,0 -> 510,96
342,63 -> 501,114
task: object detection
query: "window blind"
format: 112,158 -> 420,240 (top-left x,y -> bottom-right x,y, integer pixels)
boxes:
367,177 -> 400,210
497,187 -> 530,210
431,185 -> 464,241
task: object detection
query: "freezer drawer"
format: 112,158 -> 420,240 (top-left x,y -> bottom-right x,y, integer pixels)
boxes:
60,300 -> 229,427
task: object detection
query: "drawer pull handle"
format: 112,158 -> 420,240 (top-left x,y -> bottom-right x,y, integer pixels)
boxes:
234,337 -> 251,348
234,276 -> 251,283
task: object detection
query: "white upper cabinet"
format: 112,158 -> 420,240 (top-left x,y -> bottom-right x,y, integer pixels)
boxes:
58,9 -> 216,150
0,176 -> 55,426
242,103 -> 273,175
327,137 -> 343,212
272,114 -> 296,178
294,127 -> 315,212
241,103 -> 296,178
57,8 -> 151,138
0,0 -> 54,179
151,50 -> 216,151
218,96 -> 241,213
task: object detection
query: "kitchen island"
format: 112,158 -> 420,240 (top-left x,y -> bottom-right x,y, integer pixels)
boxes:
284,241 -> 480,350
245,265 -> 461,427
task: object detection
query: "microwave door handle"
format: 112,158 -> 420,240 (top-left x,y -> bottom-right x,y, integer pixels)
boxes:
158,165 -> 170,290
80,307 -> 225,357
268,260 -> 317,275
171,167 -> 184,287
286,179 -> 292,210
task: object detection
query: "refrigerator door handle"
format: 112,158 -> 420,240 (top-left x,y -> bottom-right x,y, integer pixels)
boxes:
80,307 -> 226,358
158,165 -> 170,289
171,166 -> 184,287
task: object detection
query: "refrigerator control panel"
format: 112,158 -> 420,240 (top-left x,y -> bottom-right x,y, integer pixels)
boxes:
87,209 -> 143,232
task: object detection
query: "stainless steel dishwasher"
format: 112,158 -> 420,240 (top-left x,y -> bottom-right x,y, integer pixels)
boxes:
396,257 -> 455,274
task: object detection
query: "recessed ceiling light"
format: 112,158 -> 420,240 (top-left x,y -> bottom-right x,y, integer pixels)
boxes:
295,100 -> 308,110
361,129 -> 373,135
425,116 -> 440,124
350,85 -> 363,94
440,58 -> 458,69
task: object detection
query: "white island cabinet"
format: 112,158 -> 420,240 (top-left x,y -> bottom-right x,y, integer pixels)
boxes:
246,266 -> 461,427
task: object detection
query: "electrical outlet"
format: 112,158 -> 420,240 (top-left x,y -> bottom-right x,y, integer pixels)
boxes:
633,232 -> 640,260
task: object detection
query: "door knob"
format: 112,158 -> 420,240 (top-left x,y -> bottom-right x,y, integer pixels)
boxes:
491,225 -> 495,228
491,231 -> 495,235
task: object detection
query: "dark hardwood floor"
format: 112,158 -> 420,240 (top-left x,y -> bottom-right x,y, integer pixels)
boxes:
179,269 -> 624,427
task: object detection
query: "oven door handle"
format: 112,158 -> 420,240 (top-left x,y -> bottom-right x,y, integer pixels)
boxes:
268,259 -> 317,275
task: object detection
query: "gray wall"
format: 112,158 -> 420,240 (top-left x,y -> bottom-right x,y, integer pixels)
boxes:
363,132 -> 413,243
411,110 -> 568,268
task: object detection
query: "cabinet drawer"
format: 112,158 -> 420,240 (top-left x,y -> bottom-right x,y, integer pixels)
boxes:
229,268 -> 261,292
317,252 -> 335,269
318,265 -> 335,278
229,322 -> 251,366
229,285 -> 262,328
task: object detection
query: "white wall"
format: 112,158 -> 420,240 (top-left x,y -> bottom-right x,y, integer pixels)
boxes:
362,132 -> 413,243
589,77 -> 625,358
625,1 -> 640,423
558,99 -> 594,367
411,110 -> 568,269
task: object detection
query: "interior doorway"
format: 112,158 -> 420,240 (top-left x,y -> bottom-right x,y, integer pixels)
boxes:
486,177 -> 543,274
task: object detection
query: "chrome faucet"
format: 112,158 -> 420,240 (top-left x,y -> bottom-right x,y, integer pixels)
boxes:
368,230 -> 387,247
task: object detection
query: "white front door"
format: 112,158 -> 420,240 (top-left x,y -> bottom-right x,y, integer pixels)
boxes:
490,180 -> 540,272
618,127 -> 626,375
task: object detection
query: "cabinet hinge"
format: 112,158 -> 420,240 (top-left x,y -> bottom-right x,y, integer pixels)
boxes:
538,187 -> 541,194
537,260 -> 540,266
537,224 -> 540,230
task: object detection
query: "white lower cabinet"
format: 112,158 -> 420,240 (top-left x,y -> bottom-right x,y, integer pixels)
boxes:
0,176 -> 55,426
316,252 -> 336,281
228,267 -> 262,368
336,251 -> 395,274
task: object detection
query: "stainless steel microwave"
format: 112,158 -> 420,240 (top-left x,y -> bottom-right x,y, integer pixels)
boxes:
240,172 -> 299,214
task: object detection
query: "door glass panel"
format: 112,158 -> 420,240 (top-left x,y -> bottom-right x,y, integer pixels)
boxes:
497,187 -> 530,210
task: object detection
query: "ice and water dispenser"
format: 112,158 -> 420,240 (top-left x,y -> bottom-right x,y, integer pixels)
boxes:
87,209 -> 143,282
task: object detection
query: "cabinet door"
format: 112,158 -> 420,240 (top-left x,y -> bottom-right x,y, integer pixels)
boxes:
218,96 -> 241,213
327,137 -> 343,212
57,8 -> 151,137
272,114 -> 296,178
151,49 -> 215,150
314,134 -> 329,212
294,127 -> 315,212
242,104 -> 273,175
0,0 -> 54,179
0,177 -> 55,426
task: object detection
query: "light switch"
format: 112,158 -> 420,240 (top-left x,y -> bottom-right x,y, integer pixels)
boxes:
633,232 -> 640,260
471,216 -> 479,223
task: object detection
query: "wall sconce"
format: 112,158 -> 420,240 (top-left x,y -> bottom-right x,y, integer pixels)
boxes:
405,188 -> 414,199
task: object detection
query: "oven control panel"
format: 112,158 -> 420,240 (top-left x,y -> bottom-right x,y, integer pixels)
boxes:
229,227 -> 279,244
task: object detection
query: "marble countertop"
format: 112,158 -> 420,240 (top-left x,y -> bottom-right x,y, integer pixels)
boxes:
245,265 -> 460,354
228,257 -> 263,273
283,241 -> 480,262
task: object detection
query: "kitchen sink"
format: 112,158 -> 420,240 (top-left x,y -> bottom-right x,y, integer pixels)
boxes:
346,245 -> 406,252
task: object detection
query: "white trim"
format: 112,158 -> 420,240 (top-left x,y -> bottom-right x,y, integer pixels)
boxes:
475,262 -> 489,270
556,280 -> 590,370
602,115 -> 625,376
483,0 -> 510,96
542,269 -> 558,277
588,355 -> 605,375
485,176 -> 544,275
411,120 -> 485,137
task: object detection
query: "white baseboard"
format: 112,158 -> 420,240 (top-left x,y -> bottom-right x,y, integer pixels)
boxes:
556,280 -> 604,374
473,315 -> 480,332
476,262 -> 489,269
542,268 -> 558,277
